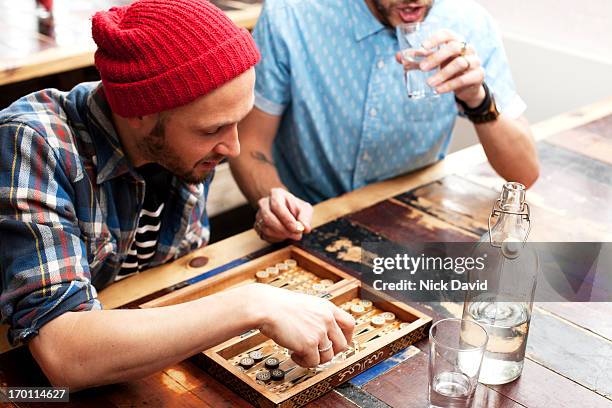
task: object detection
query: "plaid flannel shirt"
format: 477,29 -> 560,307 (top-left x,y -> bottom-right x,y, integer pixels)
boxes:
0,82 -> 212,345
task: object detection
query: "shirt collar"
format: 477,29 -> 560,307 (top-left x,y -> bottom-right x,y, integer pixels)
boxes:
86,83 -> 135,184
351,0 -> 386,42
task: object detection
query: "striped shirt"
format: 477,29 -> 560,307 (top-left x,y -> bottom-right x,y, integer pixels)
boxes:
0,82 -> 212,345
118,164 -> 171,279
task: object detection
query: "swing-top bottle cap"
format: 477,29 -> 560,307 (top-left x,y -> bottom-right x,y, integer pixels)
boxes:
500,182 -> 526,211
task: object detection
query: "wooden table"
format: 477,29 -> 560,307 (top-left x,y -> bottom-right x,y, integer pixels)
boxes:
0,0 -> 262,86
1,98 -> 612,407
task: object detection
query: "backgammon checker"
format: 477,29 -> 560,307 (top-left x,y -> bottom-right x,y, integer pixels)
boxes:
141,246 -> 431,407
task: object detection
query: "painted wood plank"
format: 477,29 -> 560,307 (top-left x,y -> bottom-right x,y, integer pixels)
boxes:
490,358 -> 612,408
463,142 -> 612,241
90,370 -> 211,408
546,114 -> 612,165
335,383 -> 392,408
350,347 -> 422,387
536,302 -> 612,341
309,390 -> 362,408
362,349 -> 524,408
347,199 -> 479,243
394,175 -> 499,237
298,217 -> 389,280
526,308 -> 612,399
160,360 -> 252,408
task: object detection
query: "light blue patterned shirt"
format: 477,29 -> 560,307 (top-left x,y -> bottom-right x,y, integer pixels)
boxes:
252,0 -> 526,203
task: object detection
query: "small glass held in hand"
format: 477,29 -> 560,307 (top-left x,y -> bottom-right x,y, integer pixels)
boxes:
397,20 -> 439,99
428,318 -> 488,408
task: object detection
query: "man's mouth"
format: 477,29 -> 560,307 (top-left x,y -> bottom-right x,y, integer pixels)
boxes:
197,158 -> 222,170
396,4 -> 426,23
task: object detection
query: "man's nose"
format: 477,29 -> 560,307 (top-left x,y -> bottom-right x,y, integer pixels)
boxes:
214,125 -> 240,158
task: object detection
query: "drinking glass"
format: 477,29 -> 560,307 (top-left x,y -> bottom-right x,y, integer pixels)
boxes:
397,20 -> 440,99
428,318 -> 488,408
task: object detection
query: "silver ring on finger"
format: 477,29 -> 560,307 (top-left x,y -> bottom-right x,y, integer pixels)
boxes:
318,340 -> 333,353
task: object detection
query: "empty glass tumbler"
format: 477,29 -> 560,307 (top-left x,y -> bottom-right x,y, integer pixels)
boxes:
428,318 -> 488,408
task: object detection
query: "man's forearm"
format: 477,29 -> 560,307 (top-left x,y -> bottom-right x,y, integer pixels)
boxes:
29,285 -> 262,390
230,146 -> 286,206
474,115 -> 539,188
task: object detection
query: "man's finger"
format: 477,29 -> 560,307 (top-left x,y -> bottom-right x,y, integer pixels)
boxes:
428,54 -> 480,88
435,66 -> 484,94
296,204 -> 313,233
420,40 -> 465,72
421,28 -> 459,50
332,306 -> 355,345
259,199 -> 287,233
287,198 -> 313,233
269,189 -> 302,233
395,51 -> 402,64
327,319 -> 349,356
318,336 -> 335,364
292,346 -> 320,368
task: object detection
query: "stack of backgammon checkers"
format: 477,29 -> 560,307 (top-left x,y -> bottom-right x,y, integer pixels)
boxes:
253,258 -> 336,296
338,298 -> 407,352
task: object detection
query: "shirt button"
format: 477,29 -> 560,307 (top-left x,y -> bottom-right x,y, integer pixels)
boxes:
370,108 -> 377,117
377,60 -> 385,69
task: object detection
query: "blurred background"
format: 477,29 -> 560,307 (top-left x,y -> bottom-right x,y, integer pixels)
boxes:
450,0 -> 612,151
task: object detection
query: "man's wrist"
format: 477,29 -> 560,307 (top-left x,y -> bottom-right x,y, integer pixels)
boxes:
218,284 -> 268,330
458,85 -> 486,108
455,83 -> 500,124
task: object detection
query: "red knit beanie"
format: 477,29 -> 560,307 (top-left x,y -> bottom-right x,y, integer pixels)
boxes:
92,0 -> 260,117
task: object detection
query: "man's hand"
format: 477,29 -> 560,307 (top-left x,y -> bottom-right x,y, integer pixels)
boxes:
252,284 -> 355,367
254,187 -> 313,243
396,29 -> 486,108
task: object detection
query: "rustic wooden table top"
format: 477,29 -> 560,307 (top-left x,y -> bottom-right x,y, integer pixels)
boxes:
0,0 -> 262,86
1,98 -> 612,407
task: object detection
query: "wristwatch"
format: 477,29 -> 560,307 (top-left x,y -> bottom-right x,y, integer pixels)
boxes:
455,82 -> 499,124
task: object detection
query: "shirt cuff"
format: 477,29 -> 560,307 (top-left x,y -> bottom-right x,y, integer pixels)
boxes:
254,91 -> 286,116
496,93 -> 527,119
8,281 -> 102,345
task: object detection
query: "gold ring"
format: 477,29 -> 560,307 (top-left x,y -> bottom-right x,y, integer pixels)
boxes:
459,41 -> 468,56
254,219 -> 265,239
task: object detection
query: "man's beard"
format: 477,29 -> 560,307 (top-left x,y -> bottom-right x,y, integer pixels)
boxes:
139,118 -> 214,185
372,0 -> 393,26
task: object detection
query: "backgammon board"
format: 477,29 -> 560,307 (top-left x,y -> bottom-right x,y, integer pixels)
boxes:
141,246 -> 432,407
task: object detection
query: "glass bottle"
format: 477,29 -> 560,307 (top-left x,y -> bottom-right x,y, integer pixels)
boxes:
461,182 -> 539,385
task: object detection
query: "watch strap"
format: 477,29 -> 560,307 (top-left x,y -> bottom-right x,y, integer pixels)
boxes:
455,82 -> 499,124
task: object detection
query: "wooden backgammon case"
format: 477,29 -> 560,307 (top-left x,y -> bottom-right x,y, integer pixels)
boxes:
141,246 -> 432,407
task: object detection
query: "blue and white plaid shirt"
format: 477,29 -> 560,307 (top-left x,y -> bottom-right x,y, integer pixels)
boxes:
0,82 -> 212,345
253,0 -> 526,203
